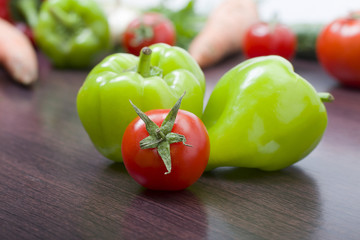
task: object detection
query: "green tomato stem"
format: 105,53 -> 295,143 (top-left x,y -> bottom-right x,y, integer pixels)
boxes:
349,11 -> 360,20
268,13 -> 279,33
137,47 -> 152,78
318,92 -> 335,102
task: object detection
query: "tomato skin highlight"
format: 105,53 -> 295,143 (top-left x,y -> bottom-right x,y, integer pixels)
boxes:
122,109 -> 210,191
243,22 -> 297,60
123,12 -> 176,56
316,14 -> 360,88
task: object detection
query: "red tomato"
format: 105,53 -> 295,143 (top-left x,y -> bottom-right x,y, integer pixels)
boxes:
316,12 -> 360,88
121,109 -> 210,191
0,0 -> 11,22
243,22 -> 297,60
123,12 -> 176,56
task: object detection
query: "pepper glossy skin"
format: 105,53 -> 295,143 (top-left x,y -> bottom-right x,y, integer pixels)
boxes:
34,0 -> 111,68
77,43 -> 205,162
202,56 -> 330,171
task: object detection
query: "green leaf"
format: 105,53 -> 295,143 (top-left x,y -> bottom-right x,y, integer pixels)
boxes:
129,100 -> 159,137
157,141 -> 172,174
160,92 -> 185,134
140,136 -> 163,149
166,132 -> 192,147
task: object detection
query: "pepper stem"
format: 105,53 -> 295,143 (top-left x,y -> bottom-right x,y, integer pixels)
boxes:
49,6 -> 77,30
137,47 -> 152,78
318,92 -> 335,102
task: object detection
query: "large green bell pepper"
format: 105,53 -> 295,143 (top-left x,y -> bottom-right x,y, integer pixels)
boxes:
34,0 -> 111,68
202,56 -> 333,171
77,43 -> 205,162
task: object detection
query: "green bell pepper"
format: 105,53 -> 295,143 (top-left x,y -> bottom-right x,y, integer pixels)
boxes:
34,0 -> 111,68
202,56 -> 333,171
77,43 -> 205,162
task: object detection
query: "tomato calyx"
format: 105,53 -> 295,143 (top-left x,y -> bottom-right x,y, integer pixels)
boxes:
130,23 -> 154,47
348,11 -> 360,20
268,14 -> 280,34
129,92 -> 192,174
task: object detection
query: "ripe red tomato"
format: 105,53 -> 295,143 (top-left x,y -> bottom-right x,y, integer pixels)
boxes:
316,12 -> 360,88
243,22 -> 297,60
123,12 -> 176,56
122,109 -> 210,191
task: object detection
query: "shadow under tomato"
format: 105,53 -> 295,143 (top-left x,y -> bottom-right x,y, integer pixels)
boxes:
120,189 -> 208,240
88,162 -> 209,239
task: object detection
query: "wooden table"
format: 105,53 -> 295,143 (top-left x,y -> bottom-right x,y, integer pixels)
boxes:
1,54 -> 359,240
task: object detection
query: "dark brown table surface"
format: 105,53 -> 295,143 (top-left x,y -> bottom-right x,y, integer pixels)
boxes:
1,54 -> 359,240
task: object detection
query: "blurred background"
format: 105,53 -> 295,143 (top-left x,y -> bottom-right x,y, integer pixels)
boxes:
119,0 -> 359,23
1,0 -> 360,84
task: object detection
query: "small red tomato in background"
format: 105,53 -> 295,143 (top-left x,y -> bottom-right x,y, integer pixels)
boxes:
123,12 -> 176,56
243,21 -> 297,60
316,12 -> 360,88
0,0 -> 12,22
121,100 -> 210,191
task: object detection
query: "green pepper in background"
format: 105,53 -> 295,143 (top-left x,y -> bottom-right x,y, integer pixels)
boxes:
202,56 -> 333,171
77,43 -> 205,162
34,0 -> 111,68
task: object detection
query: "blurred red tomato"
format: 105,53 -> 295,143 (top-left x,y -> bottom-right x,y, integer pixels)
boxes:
0,0 -> 12,22
123,12 -> 176,56
316,12 -> 360,88
243,22 -> 297,60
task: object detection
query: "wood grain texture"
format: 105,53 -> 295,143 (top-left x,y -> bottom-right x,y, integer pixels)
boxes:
1,55 -> 359,240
